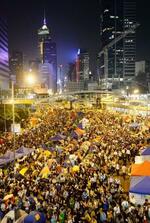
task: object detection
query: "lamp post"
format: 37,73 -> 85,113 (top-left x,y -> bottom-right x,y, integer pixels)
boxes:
126,86 -> 129,96
133,88 -> 139,122
11,80 -> 16,162
4,103 -> 7,132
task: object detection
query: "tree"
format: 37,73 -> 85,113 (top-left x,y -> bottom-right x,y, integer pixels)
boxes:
0,105 -> 29,132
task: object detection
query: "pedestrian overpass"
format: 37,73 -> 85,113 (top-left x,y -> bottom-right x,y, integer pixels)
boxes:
1,90 -> 113,105
1,98 -> 34,105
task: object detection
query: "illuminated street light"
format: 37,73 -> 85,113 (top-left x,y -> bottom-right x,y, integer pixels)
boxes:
133,89 -> 139,94
26,74 -> 36,85
126,86 -> 129,96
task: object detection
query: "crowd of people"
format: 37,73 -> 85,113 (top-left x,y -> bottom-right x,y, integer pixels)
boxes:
0,105 -> 149,222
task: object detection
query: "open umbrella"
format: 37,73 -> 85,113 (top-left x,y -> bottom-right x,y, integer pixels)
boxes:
1,210 -> 14,223
24,211 -> 46,223
3,194 -> 14,201
15,213 -> 28,223
15,209 -> 27,221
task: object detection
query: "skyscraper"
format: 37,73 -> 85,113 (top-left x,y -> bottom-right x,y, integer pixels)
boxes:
123,0 -> 136,79
0,17 -> 9,89
38,15 -> 57,92
99,0 -> 136,87
67,63 -> 76,81
76,49 -> 90,82
9,51 -> 23,87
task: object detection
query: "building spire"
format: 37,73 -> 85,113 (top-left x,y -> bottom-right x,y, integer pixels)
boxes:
43,8 -> 46,25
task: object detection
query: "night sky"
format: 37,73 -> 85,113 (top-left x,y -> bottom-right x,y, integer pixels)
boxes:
1,0 -> 150,73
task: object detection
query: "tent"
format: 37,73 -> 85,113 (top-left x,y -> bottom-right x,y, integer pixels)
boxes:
131,161 -> 150,176
129,176 -> 150,195
141,148 -> 150,156
129,192 -> 150,205
135,155 -> 150,164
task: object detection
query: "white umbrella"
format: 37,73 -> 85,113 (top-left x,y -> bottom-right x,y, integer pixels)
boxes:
1,210 -> 15,223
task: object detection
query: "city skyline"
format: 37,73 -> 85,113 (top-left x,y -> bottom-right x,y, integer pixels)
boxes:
1,0 -> 150,71
0,0 -> 150,75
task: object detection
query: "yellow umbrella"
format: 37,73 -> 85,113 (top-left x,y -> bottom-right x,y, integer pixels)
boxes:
43,150 -> 51,157
72,165 -> 80,172
3,194 -> 14,201
40,166 -> 50,178
19,167 -> 28,176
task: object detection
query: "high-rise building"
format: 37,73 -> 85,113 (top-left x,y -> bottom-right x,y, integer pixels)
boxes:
67,63 -> 76,82
9,51 -> 23,87
123,0 -> 136,79
0,17 -> 9,89
99,0 -> 136,86
28,58 -> 40,83
76,49 -> 90,82
38,15 -> 57,92
135,60 -> 150,77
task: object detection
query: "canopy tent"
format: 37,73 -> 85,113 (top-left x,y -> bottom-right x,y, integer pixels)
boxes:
131,163 -> 141,175
131,161 -> 150,176
129,176 -> 150,195
135,155 -> 150,164
141,148 -> 150,156
129,193 -> 150,205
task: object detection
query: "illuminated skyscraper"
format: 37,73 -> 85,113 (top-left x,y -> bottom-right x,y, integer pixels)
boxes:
38,14 -> 57,92
0,17 -> 9,89
9,51 -> 23,87
99,0 -> 136,87
76,49 -> 90,82
124,0 -> 136,78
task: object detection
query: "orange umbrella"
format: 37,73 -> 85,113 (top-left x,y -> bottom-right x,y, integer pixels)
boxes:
75,128 -> 85,136
3,194 -> 14,201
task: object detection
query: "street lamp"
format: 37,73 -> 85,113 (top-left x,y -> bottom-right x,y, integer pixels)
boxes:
132,88 -> 139,122
26,74 -> 36,86
126,86 -> 129,96
121,90 -> 125,95
11,80 -> 16,162
133,89 -> 139,94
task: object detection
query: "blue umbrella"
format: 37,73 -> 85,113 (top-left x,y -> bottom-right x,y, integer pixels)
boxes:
78,123 -> 83,130
24,211 -> 46,223
71,131 -> 78,139
50,134 -> 66,141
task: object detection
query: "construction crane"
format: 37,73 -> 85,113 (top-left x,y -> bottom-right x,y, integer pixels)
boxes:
99,23 -> 140,88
